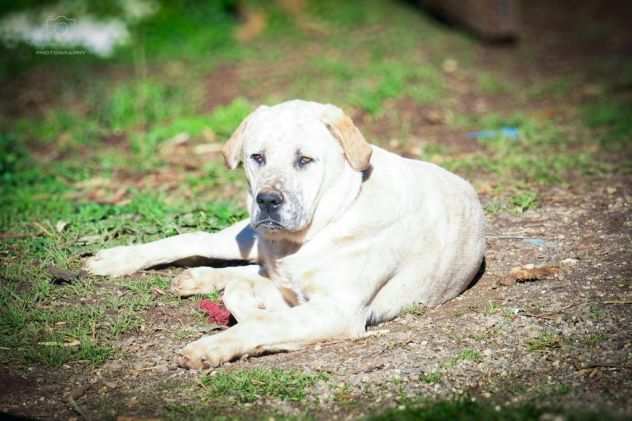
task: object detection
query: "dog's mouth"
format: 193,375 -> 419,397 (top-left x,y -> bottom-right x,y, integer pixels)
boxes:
254,219 -> 286,231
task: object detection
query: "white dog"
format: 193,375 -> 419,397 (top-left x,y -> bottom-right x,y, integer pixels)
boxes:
85,100 -> 485,369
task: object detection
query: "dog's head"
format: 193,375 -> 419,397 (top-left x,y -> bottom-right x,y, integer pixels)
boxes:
222,100 -> 372,240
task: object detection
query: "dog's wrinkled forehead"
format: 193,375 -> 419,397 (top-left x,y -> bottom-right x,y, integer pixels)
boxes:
244,100 -> 336,150
222,99 -> 372,171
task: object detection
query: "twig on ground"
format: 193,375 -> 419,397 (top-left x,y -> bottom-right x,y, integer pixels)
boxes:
487,235 -> 531,240
521,302 -> 581,319
68,395 -> 89,419
32,221 -> 54,237
575,363 -> 632,371
0,232 -> 31,239
133,365 -> 169,372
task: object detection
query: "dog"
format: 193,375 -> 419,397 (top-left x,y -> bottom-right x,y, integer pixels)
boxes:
85,100 -> 486,369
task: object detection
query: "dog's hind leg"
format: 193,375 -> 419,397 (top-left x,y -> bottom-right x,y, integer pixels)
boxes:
84,219 -> 258,277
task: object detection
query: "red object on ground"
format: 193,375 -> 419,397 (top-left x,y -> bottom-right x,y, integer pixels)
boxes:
198,299 -> 231,326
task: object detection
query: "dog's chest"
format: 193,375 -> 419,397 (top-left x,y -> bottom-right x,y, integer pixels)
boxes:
264,257 -> 310,305
259,237 -> 348,305
260,248 -> 319,306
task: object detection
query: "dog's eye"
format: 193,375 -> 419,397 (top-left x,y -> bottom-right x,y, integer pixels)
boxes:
297,156 -> 314,168
250,153 -> 265,165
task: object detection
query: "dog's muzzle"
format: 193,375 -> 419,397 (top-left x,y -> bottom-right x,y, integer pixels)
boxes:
254,189 -> 285,231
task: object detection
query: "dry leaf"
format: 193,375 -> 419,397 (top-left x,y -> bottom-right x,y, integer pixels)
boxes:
503,264 -> 560,285
77,235 -> 103,245
38,340 -> 80,347
235,9 -> 266,42
56,220 -> 68,233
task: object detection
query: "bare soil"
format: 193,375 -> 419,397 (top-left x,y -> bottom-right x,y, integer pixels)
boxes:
3,178 -> 630,419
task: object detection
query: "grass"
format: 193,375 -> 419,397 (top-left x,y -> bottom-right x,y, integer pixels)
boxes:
201,368 -> 329,403
445,349 -> 482,367
0,286 -> 113,366
368,397 -> 609,421
0,137 -> 245,366
582,99 -> 632,147
402,304 -> 427,317
351,62 -> 445,115
526,77 -> 576,100
510,191 -> 538,213
333,382 -> 356,405
478,73 -> 511,94
483,301 -> 501,316
527,332 -> 562,352
588,305 -> 605,321
583,333 -> 607,348
439,112 -> 602,189
419,371 -> 442,385
417,348 -> 483,379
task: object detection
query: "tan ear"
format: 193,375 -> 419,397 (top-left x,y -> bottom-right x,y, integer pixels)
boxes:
321,105 -> 372,171
222,105 -> 268,169
222,118 -> 248,169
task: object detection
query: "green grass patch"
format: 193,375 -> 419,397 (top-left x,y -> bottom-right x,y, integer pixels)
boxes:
443,112 -> 601,187
128,1 -> 237,61
352,62 -> 444,115
97,80 -> 188,132
483,301 -> 501,315
0,280 -> 112,366
444,349 -> 482,368
510,191 -> 538,213
526,77 -> 576,100
527,332 -> 561,352
402,304 -> 427,317
582,100 -> 632,147
132,97 -> 251,168
0,138 -> 245,367
12,109 -> 102,149
419,371 -> 441,385
205,97 -> 253,138
201,368 -> 329,403
478,73 -> 511,94
368,397 -> 608,421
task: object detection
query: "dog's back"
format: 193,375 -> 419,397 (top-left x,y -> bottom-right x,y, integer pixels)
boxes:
360,146 -> 486,322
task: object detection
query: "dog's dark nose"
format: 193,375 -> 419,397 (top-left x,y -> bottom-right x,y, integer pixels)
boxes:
256,190 -> 284,212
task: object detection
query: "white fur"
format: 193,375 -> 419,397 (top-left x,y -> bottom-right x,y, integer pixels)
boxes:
85,100 -> 485,369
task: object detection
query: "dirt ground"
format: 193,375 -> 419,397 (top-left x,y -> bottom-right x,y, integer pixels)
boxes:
4,180 -> 631,419
1,0 -> 632,419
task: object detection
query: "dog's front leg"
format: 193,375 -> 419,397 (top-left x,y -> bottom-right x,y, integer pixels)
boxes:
177,299 -> 364,369
84,219 -> 257,277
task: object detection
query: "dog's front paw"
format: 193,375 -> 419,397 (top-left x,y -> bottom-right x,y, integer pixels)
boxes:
177,336 -> 238,369
84,245 -> 146,277
171,267 -> 224,297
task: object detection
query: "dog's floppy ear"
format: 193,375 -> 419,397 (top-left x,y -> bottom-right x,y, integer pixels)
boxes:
321,105 -> 372,171
222,105 -> 267,169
